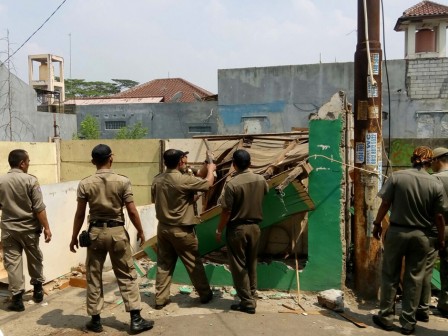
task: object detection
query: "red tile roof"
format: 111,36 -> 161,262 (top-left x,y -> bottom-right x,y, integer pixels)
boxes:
395,1 -> 448,30
111,78 -> 214,103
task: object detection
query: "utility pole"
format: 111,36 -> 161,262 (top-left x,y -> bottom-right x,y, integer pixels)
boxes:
353,0 -> 383,299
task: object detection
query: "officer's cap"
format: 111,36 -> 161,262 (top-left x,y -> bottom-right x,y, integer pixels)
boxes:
91,144 -> 112,160
433,147 -> 448,159
163,149 -> 188,167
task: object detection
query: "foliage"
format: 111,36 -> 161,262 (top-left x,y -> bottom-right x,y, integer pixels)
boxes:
78,115 -> 100,139
115,122 -> 148,139
65,79 -> 139,98
111,79 -> 139,91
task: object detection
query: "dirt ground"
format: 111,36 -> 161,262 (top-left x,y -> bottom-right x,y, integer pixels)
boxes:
1,269 -> 448,336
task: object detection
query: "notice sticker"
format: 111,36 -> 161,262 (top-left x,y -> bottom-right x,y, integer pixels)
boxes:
371,53 -> 380,75
366,133 -> 377,165
356,142 -> 365,164
367,77 -> 378,98
357,100 -> 368,120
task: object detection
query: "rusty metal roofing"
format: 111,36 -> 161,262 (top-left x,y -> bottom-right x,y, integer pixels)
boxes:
395,1 -> 448,31
65,97 -> 163,105
111,78 -> 214,103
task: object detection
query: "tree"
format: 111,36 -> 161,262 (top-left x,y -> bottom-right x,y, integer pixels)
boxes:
111,79 -> 139,91
115,122 -> 148,139
78,114 -> 100,139
65,79 -> 139,98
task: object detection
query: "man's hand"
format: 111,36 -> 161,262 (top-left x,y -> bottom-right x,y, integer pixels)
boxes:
137,231 -> 146,246
70,237 -> 79,253
372,223 -> 382,240
43,228 -> 52,243
208,162 -> 217,172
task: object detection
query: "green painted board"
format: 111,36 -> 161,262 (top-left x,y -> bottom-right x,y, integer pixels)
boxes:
145,118 -> 344,291
195,182 -> 314,256
300,118 -> 344,291
432,269 -> 441,289
147,260 -> 298,291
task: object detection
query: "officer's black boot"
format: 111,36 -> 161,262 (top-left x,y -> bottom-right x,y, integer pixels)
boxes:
86,314 -> 103,333
130,310 -> 154,334
33,282 -> 44,303
8,291 -> 25,312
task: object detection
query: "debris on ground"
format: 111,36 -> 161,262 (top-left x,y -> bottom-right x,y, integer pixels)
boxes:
317,289 -> 344,312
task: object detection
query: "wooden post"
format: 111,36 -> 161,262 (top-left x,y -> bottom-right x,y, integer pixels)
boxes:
353,0 -> 383,299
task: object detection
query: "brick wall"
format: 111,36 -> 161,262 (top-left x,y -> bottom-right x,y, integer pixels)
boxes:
407,58 -> 448,99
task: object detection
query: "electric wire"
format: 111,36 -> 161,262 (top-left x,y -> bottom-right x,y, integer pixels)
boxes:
3,0 -> 68,64
380,0 -> 393,180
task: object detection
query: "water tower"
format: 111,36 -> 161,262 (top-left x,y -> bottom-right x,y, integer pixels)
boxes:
395,1 -> 448,59
28,54 -> 65,112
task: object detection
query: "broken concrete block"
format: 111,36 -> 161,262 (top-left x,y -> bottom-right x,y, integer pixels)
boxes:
179,286 -> 193,294
69,276 -> 87,289
317,289 -> 344,312
55,279 -> 70,290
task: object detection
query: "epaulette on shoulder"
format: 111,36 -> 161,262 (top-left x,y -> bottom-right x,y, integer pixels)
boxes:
27,173 -> 38,179
80,175 -> 92,181
117,173 -> 130,179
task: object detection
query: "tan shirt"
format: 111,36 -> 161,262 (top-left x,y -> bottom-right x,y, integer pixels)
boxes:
0,168 -> 46,232
77,169 -> 133,222
219,170 -> 269,223
378,168 -> 446,229
151,169 -> 209,225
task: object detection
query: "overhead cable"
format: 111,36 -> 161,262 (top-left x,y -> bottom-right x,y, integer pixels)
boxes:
3,0 -> 68,64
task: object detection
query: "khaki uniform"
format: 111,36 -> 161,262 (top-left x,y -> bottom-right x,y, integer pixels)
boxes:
151,169 -> 211,305
0,168 -> 46,295
376,168 -> 446,330
78,169 -> 140,315
219,170 -> 268,309
434,170 -> 448,313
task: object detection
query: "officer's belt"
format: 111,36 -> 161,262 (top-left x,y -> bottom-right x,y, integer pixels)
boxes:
90,220 -> 124,228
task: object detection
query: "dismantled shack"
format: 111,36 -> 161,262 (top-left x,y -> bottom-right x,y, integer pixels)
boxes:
139,132 -> 326,289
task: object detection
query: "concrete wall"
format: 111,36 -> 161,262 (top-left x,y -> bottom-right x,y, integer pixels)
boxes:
0,64 -> 77,142
59,140 -> 160,206
0,142 -> 58,185
75,101 -> 218,139
3,180 -> 158,290
218,63 -> 355,135
217,59 -> 448,140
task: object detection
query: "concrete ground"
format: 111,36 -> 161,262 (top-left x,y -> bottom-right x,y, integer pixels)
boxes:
1,270 -> 448,336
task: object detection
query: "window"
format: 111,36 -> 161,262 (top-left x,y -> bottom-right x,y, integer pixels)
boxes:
105,121 -> 126,130
188,125 -> 212,133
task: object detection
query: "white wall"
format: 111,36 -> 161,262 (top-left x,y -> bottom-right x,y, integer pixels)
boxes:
2,180 -> 158,290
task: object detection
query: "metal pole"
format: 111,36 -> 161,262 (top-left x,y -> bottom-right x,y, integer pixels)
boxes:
353,0 -> 383,299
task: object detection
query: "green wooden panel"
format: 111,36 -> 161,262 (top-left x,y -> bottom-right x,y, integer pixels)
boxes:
432,268 -> 441,290
195,183 -> 314,256
301,118 -> 344,291
146,260 -> 298,291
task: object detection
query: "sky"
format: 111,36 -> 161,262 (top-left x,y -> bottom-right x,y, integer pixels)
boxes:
0,0 -> 437,93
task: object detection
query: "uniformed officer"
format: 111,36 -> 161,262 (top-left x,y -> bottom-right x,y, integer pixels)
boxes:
417,147 -> 448,322
372,146 -> 446,335
0,149 -> 52,311
215,149 -> 268,314
431,147 -> 448,318
69,144 -> 153,334
151,149 -> 215,309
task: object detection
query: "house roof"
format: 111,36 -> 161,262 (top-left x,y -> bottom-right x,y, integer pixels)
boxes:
111,78 -> 214,103
395,1 -> 448,31
65,97 -> 163,105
